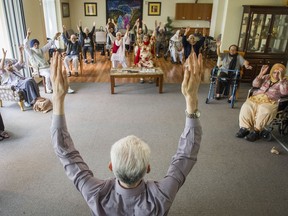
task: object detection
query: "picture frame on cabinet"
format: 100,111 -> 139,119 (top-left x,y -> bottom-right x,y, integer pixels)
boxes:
84,3 -> 97,16
148,2 -> 161,16
62,3 -> 70,18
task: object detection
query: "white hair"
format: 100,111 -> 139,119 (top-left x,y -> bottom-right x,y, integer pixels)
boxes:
110,135 -> 151,186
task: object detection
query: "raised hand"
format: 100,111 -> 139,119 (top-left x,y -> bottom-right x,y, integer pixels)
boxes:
51,52 -> 68,115
182,53 -> 203,114
258,65 -> 269,78
27,28 -> 32,38
2,48 -> 7,56
54,32 -> 61,40
185,27 -> 190,36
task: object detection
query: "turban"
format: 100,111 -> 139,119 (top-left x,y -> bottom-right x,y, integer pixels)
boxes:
30,39 -> 39,47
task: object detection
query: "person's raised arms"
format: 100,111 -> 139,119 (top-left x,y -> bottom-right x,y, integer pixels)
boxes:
182,52 -> 203,114
51,52 -> 68,115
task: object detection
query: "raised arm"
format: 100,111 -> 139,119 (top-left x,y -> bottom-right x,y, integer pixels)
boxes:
216,40 -> 221,56
124,24 -> 130,38
51,52 -> 68,115
182,52 -> 203,114
18,45 -> 24,64
0,48 -> 7,70
23,28 -> 33,55
61,25 -> 69,45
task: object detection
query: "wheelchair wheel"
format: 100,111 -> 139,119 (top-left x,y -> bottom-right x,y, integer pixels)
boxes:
280,120 -> 288,135
261,130 -> 272,141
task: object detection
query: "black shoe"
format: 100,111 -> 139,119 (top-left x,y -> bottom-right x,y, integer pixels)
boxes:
228,99 -> 231,103
215,96 -> 221,100
67,72 -> 72,77
236,128 -> 250,138
245,131 -> 260,142
75,72 -> 79,77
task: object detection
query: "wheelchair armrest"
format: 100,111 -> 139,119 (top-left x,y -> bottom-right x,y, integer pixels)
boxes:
247,87 -> 259,99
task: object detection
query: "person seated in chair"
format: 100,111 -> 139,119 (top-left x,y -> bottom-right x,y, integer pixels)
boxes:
215,42 -> 252,101
105,18 -> 118,59
62,25 -> 81,77
182,27 -> 206,59
169,30 -> 184,64
0,46 -> 40,107
155,20 -> 167,58
134,33 -> 156,83
108,25 -> 129,69
23,28 -> 61,94
78,20 -> 95,64
236,64 -> 288,142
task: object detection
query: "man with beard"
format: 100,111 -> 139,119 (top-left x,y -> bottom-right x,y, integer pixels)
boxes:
215,42 -> 252,101
24,28 -> 74,94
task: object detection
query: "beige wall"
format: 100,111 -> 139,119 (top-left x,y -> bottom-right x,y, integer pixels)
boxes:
23,0 -> 47,47
64,0 -> 213,32
22,0 -> 287,54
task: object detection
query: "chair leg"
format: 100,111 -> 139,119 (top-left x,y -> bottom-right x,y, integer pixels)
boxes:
0,99 -> 2,107
42,76 -> 47,93
18,101 -> 25,111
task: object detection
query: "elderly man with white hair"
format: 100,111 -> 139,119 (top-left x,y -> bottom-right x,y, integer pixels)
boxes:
50,50 -> 203,215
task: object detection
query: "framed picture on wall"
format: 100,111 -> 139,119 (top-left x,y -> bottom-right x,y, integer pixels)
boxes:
106,0 -> 143,30
62,3 -> 70,18
84,3 -> 97,16
148,2 -> 161,16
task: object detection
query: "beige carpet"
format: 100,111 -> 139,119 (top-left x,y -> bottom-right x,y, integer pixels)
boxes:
0,82 -> 288,216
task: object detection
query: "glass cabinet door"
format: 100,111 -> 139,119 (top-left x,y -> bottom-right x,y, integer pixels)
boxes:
268,14 -> 288,53
238,12 -> 249,51
247,13 -> 271,53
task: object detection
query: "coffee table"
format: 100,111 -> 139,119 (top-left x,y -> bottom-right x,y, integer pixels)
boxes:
110,68 -> 164,94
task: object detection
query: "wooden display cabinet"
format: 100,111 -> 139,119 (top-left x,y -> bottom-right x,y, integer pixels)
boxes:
238,5 -> 288,82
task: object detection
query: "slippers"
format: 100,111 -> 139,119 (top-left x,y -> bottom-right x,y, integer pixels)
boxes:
0,131 -> 9,139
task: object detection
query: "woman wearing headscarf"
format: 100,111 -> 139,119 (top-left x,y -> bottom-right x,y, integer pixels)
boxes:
236,63 -> 288,142
169,30 -> 183,64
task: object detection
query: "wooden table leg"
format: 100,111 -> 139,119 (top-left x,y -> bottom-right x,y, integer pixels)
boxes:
159,75 -> 163,93
155,77 -> 159,87
110,76 -> 115,94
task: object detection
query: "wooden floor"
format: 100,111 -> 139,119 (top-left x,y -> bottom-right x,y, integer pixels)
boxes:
68,51 -> 216,84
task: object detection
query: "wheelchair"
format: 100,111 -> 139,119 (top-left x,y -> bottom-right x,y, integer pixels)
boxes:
247,88 -> 288,141
206,66 -> 241,108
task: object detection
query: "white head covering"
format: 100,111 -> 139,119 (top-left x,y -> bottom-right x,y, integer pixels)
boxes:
170,30 -> 181,42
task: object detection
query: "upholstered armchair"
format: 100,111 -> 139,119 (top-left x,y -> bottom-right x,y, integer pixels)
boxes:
0,85 -> 25,111
0,58 -> 25,111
